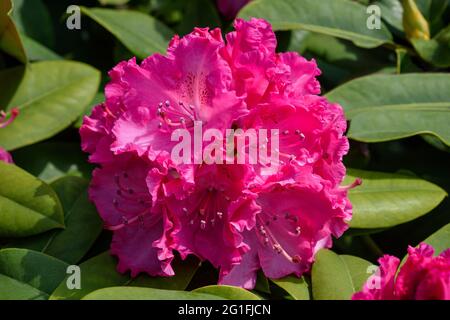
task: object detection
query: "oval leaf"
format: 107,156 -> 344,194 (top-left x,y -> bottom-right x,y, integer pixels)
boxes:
81,7 -> 173,59
7,176 -> 103,264
271,276 -> 310,300
422,223 -> 450,255
0,60 -> 100,151
12,142 -> 93,183
0,248 -> 68,300
83,287 -> 225,300
50,252 -> 200,300
0,162 -> 64,238
346,169 -> 447,229
326,73 -> 450,146
311,249 -> 372,300
412,24 -> 450,68
0,0 -> 27,63
239,0 -> 393,48
193,285 -> 261,300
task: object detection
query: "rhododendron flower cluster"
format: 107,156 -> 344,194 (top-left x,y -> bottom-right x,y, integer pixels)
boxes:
0,108 -> 19,164
80,18 -> 354,288
353,243 -> 450,300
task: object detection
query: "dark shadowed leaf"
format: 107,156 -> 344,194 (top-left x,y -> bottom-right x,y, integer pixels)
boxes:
0,248 -> 68,300
0,162 -> 64,238
7,176 -> 102,265
50,252 -> 200,300
81,7 -> 173,59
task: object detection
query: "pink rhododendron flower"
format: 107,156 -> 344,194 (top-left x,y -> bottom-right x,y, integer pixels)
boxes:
80,18 -> 354,288
0,108 -> 19,164
353,243 -> 450,300
216,0 -> 251,19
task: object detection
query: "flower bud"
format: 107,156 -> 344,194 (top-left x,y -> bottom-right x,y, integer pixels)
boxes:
402,0 -> 430,40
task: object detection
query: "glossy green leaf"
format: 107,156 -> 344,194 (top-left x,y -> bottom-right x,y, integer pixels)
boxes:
0,61 -> 101,151
412,24 -> 450,68
81,7 -> 173,59
421,223 -> 450,255
12,142 -> 93,183
311,249 -> 372,300
373,0 -> 404,33
0,0 -> 26,62
0,248 -> 68,300
239,0 -> 393,48
0,162 -> 64,238
346,169 -> 447,229
7,176 -> 102,265
271,276 -> 310,300
50,252 -> 200,300
326,73 -> 450,145
21,33 -> 61,61
83,287 -> 224,300
193,285 -> 261,300
11,0 -> 54,48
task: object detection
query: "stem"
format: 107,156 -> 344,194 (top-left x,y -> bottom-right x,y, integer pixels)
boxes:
362,235 -> 384,257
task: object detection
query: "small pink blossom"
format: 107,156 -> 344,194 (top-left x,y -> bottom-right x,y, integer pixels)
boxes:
0,108 -> 19,164
353,243 -> 450,300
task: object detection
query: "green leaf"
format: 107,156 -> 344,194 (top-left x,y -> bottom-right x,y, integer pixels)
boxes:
421,223 -> 450,255
193,285 -> 261,300
11,0 -> 54,48
0,248 -> 68,300
83,287 -> 225,300
271,276 -> 310,300
254,271 -> 270,294
326,73 -> 450,146
12,142 -> 93,183
346,169 -> 447,229
7,176 -> 103,265
20,33 -> 61,61
412,24 -> 450,68
0,61 -> 100,151
81,7 -> 173,59
293,32 -> 395,89
311,249 -> 372,300
373,0 -> 404,33
238,0 -> 393,48
0,162 -> 64,238
50,252 -> 200,300
0,0 -> 27,62
176,0 -> 221,35
98,0 -> 130,5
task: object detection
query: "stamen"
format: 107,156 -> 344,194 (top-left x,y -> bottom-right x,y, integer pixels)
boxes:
0,108 -> 19,129
340,178 -> 362,191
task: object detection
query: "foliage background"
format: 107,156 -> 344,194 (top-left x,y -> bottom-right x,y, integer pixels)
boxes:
0,0 -> 449,300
